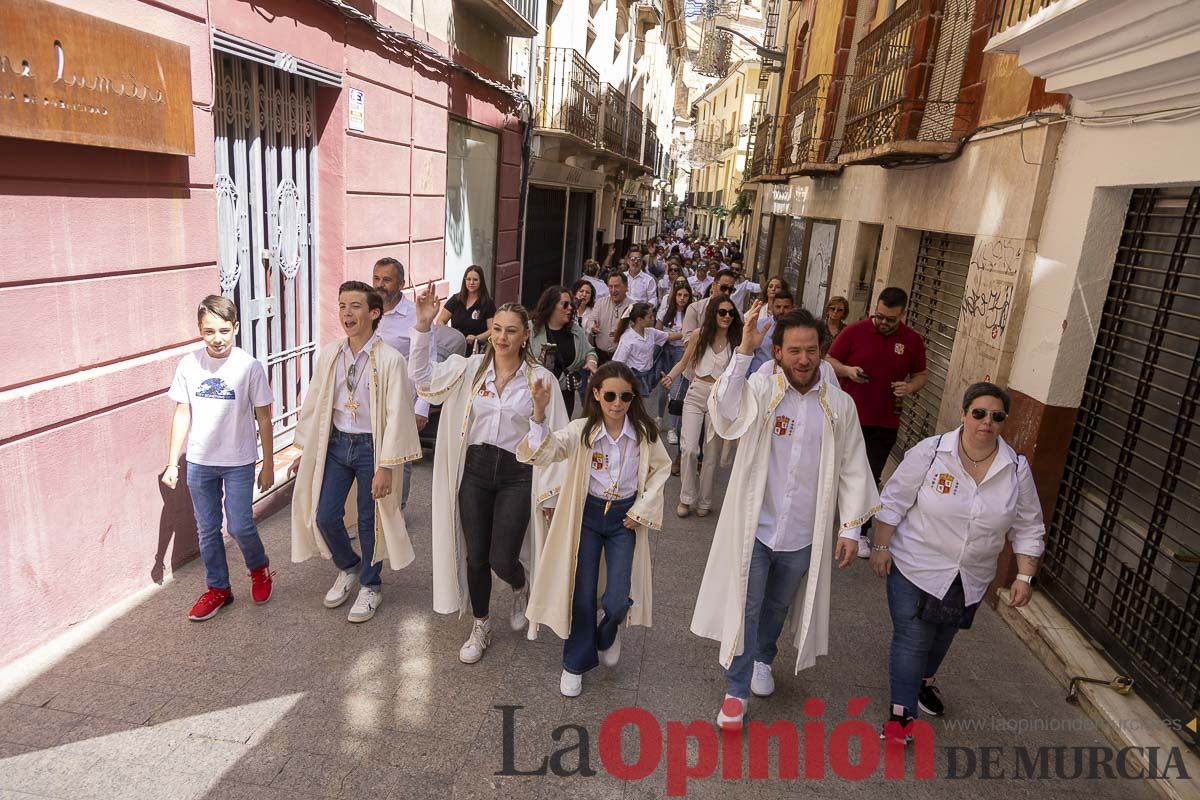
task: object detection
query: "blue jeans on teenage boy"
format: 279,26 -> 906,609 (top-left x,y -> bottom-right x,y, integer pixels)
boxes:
564,494 -> 637,675
725,538 -> 813,699
187,461 -> 269,591
316,429 -> 382,589
886,567 -> 960,716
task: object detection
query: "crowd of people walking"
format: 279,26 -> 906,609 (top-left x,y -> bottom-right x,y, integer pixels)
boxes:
163,231 -> 1046,738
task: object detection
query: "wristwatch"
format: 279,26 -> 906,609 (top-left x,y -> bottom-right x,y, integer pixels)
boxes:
1015,574 -> 1038,587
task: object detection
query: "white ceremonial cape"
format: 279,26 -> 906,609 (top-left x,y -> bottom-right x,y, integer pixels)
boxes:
690,366 -> 881,673
516,418 -> 672,639
291,338 -> 422,569
415,353 -> 569,638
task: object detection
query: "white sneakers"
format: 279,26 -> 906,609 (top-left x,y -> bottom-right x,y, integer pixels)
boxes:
751,661 -> 775,697
347,586 -> 381,623
560,669 -> 582,697
459,617 -> 492,664
667,429 -> 679,445
599,631 -> 621,668
717,694 -> 747,731
858,537 -> 872,559
324,570 -> 357,608
676,502 -> 691,518
511,585 -> 530,631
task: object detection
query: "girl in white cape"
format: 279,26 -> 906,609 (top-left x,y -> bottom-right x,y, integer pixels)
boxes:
408,284 -> 569,664
519,361 -> 671,697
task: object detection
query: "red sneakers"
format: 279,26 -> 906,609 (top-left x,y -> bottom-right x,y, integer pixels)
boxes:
188,587 -> 233,621
249,564 -> 275,604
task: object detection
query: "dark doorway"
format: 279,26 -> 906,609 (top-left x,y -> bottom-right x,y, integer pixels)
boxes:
563,190 -> 595,288
521,186 -> 568,306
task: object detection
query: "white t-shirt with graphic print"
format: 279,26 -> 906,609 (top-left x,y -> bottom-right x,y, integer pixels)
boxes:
168,346 -> 273,467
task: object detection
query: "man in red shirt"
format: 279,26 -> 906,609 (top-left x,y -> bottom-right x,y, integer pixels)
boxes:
826,287 -> 928,554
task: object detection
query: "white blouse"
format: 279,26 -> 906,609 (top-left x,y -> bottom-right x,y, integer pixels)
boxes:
692,341 -> 732,380
613,327 -> 670,372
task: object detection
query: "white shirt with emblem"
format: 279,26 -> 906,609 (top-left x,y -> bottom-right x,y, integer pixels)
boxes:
877,427 -> 1046,606
528,416 -> 641,501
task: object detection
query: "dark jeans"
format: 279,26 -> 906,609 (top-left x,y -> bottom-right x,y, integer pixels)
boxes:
564,495 -> 637,674
458,443 -> 533,618
860,425 -> 899,536
316,429 -> 382,588
887,567 -> 960,716
186,461 -> 268,590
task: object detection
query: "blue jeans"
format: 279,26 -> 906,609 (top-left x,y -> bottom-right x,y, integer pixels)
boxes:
186,462 -> 268,590
725,539 -> 813,698
887,567 -> 960,716
316,429 -> 382,588
564,495 -> 637,675
656,343 -> 685,430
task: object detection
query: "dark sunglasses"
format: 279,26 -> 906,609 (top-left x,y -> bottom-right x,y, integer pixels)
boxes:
715,308 -> 735,318
558,300 -> 573,309
970,408 -> 1008,423
602,391 -> 635,403
716,284 -> 734,293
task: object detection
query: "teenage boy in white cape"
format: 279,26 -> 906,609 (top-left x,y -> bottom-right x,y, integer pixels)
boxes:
691,302 -> 880,730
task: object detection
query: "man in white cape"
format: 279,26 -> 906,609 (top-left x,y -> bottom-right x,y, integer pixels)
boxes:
691,303 -> 880,729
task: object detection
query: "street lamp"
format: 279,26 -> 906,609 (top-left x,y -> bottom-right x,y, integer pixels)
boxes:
714,25 -> 785,62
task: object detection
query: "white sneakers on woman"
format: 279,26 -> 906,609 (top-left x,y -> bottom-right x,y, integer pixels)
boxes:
560,670 -> 582,697
751,661 -> 775,697
347,587 -> 381,623
717,694 -> 747,730
323,569 -> 357,608
460,618 -> 492,664
511,585 -> 530,631
599,631 -> 621,667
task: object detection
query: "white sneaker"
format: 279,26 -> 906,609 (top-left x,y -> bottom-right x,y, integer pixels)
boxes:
599,631 -> 621,667
347,586 -> 381,623
459,618 -> 492,664
323,569 -> 357,608
716,694 -> 747,731
858,538 -> 871,559
511,584 -> 530,631
667,429 -> 679,445
751,662 -> 775,697
560,669 -> 582,697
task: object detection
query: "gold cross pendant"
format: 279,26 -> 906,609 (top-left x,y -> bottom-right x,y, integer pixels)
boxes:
344,399 -> 359,424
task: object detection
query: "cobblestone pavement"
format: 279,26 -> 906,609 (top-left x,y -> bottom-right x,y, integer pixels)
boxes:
0,457 -> 1163,800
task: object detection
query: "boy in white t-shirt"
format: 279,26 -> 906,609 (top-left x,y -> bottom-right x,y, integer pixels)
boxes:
163,295 -> 276,621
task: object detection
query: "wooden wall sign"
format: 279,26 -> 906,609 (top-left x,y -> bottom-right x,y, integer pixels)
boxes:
0,0 -> 194,155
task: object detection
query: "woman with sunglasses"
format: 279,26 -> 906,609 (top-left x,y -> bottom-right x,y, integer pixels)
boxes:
824,296 -> 850,340
656,279 -> 693,453
661,297 -> 742,517
530,285 -> 598,417
869,382 -> 1045,739
520,361 -> 671,697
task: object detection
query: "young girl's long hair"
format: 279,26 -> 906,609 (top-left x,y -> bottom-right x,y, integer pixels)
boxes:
474,302 -> 536,384
580,361 -> 659,446
695,296 -> 742,360
663,279 -> 693,322
613,302 -> 655,344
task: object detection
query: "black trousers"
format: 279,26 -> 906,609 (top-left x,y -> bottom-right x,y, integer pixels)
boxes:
458,444 -> 533,618
861,425 -> 899,536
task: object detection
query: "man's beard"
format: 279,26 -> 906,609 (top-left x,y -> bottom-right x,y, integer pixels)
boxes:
782,362 -> 819,393
378,288 -> 402,307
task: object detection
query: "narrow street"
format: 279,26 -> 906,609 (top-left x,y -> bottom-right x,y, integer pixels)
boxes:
0,456 -> 1161,800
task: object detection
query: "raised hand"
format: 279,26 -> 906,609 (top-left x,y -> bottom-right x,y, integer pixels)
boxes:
739,300 -> 765,355
414,281 -> 439,332
530,377 -> 552,422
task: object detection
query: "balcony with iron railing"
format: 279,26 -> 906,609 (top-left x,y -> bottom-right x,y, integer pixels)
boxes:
841,0 -> 977,165
779,74 -> 850,176
599,85 -> 627,155
642,123 -> 658,170
458,0 -> 538,37
625,103 -> 645,162
991,0 -> 1062,37
747,115 -> 782,180
533,47 -> 600,147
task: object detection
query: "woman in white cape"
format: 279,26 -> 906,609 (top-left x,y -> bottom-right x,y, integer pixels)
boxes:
408,284 -> 569,663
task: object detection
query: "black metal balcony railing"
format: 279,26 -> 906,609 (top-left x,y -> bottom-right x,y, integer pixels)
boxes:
642,123 -> 657,169
626,103 -> 644,162
780,74 -> 848,170
747,115 -> 779,179
991,0 -> 1062,37
534,47 -> 600,145
600,85 -> 627,154
842,0 -> 974,156
508,0 -> 539,29
720,128 -> 736,150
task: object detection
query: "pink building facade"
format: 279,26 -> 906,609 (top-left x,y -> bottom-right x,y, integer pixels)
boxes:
0,0 -> 526,665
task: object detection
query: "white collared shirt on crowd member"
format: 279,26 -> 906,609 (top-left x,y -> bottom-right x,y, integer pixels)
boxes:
755,354 -> 838,386
408,328 -> 537,455
716,353 -> 852,551
625,269 -> 658,305
612,326 -> 671,372
527,416 -> 641,501
168,345 -> 273,467
877,427 -> 1046,607
584,274 -> 610,299
658,302 -> 685,333
376,295 -> 433,418
689,275 -> 713,297
331,334 -> 379,434
730,278 -> 761,313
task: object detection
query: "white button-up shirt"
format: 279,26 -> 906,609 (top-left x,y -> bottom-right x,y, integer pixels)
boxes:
332,334 -> 378,434
584,275 -> 609,299
613,326 -> 670,372
730,279 -> 761,313
877,427 -> 1046,606
376,296 -> 432,418
689,275 -> 713,297
528,417 -> 641,500
625,269 -> 659,305
716,353 -> 854,551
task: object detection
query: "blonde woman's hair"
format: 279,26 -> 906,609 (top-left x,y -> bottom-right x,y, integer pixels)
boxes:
474,302 -> 536,384
826,295 -> 850,314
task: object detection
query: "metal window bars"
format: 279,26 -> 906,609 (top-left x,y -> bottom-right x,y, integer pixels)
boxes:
747,114 -> 779,179
779,74 -> 849,172
533,47 -> 600,145
991,0 -> 1063,37
626,102 -> 645,162
600,85 -> 628,154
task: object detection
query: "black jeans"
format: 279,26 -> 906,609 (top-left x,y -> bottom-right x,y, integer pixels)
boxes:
458,444 -> 533,618
861,425 -> 899,536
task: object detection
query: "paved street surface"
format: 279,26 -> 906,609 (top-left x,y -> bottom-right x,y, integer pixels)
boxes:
0,457 -> 1161,800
